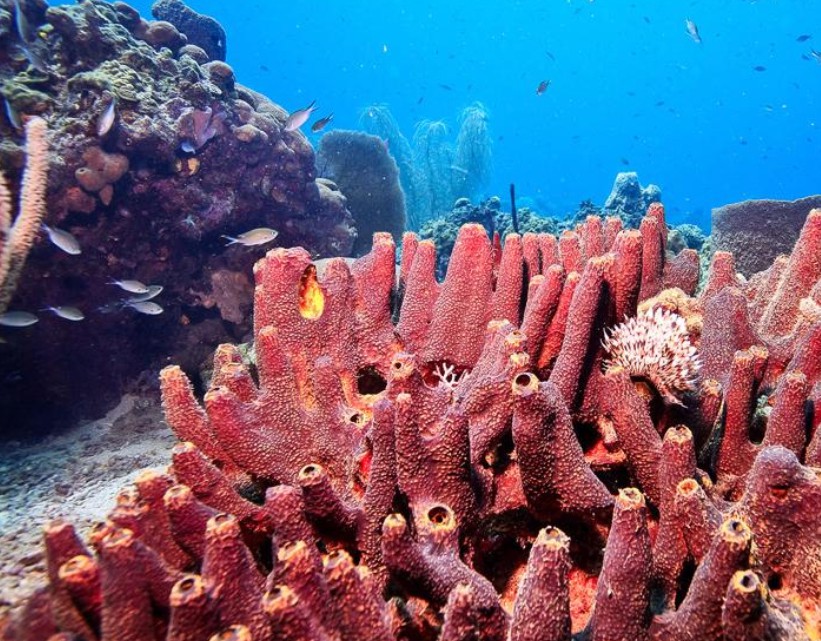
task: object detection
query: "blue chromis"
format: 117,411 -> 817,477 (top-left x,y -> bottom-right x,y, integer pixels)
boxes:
42,306 -> 85,321
97,98 -> 117,137
108,279 -> 150,294
284,100 -> 318,132
41,223 -> 81,255
4,98 -> 22,130
685,18 -> 702,44
128,285 -> 164,303
0,311 -> 38,327
311,113 -> 334,132
221,227 -> 279,246
126,301 -> 164,315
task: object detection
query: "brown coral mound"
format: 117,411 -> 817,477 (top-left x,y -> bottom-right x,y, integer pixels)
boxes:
0,0 -> 355,434
4,206 -> 821,640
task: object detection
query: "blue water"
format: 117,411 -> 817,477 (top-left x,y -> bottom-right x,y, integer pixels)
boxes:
128,0 -> 820,229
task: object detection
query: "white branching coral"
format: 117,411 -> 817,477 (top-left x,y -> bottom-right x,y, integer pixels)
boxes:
602,306 -> 701,404
433,361 -> 468,390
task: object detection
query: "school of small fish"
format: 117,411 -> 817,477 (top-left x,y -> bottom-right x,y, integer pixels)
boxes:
4,217 -> 280,326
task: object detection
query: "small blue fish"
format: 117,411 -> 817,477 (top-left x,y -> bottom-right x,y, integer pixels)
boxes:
284,100 -> 318,132
41,306 -> 84,321
180,141 -> 196,154
685,18 -> 702,44
126,301 -> 164,315
13,0 -> 48,72
221,227 -> 279,246
4,98 -> 22,130
128,285 -> 164,303
108,279 -> 149,294
311,113 -> 334,133
97,98 -> 117,137
42,223 -> 81,255
13,0 -> 35,42
0,311 -> 38,327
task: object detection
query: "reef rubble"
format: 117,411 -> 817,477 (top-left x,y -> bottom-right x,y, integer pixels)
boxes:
3,203 -> 821,640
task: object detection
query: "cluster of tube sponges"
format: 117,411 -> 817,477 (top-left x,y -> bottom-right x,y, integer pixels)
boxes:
5,203 -> 821,640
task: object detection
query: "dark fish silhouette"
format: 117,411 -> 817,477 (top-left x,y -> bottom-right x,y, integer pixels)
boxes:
753,65 -> 767,72
796,34 -> 812,42
536,80 -> 551,95
311,113 -> 334,133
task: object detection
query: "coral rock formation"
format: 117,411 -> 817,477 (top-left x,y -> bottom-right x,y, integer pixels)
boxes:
603,171 -> 662,228
4,203 -> 821,640
712,195 -> 821,277
318,130 -> 407,257
151,0 -> 227,61
0,0 -> 355,434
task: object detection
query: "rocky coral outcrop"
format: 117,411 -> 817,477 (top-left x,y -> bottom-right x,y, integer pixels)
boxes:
151,0 -> 226,62
712,195 -> 821,277
603,171 -> 662,228
318,129 -> 406,257
0,0 -> 355,435
420,196 -> 558,279
668,222 -> 706,255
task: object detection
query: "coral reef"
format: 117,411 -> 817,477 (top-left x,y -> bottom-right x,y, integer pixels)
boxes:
712,195 -> 821,277
419,197 -> 557,279
151,0 -> 226,62
0,0 -> 355,434
5,202 -> 821,640
318,130 -> 407,257
603,171 -> 662,228
668,223 -> 706,255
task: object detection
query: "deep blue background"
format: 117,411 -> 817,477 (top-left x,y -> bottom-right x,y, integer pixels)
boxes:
123,0 -> 820,229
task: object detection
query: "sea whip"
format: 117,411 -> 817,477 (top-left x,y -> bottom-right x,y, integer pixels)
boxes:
510,183 -> 519,235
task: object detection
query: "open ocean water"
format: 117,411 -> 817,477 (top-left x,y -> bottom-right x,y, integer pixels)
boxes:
124,0 -> 820,228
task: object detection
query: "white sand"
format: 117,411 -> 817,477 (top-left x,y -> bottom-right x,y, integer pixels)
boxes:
0,393 -> 177,617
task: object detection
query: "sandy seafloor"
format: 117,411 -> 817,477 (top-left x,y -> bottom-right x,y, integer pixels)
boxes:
0,394 -> 177,620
